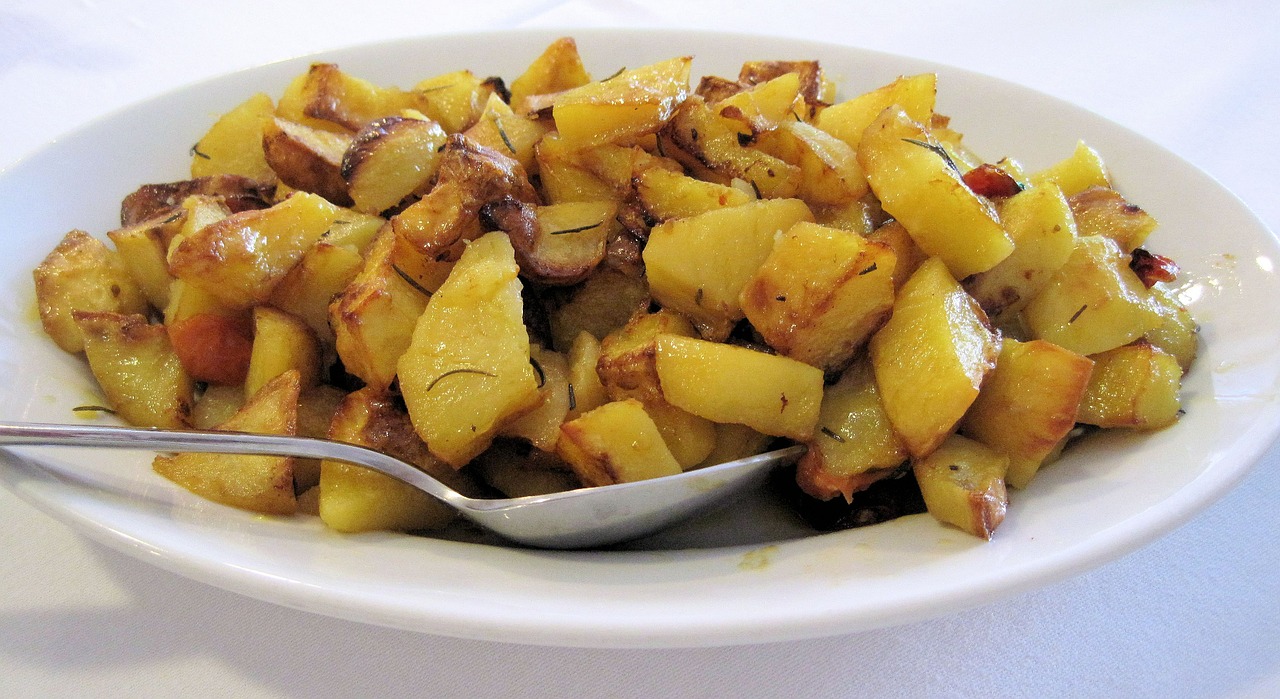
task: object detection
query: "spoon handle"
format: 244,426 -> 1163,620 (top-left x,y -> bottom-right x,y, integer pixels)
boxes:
0,421 -> 471,507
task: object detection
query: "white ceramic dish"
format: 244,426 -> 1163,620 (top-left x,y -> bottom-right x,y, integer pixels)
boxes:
1,29 -> 1277,648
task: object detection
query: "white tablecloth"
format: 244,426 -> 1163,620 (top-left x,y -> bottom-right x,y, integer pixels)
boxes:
2,1 -> 1278,696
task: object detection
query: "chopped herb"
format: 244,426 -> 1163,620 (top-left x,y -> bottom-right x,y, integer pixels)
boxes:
189,143 -> 211,160
690,127 -> 700,142
902,137 -> 961,175
1069,304 -> 1087,324
530,357 -> 546,388
775,295 -> 787,302
859,263 -> 878,275
436,143 -> 447,153
418,83 -> 456,94
819,425 -> 846,443
736,131 -> 753,147
426,368 -> 496,392
949,464 -> 960,471
548,221 -> 603,235
72,405 -> 116,415
392,265 -> 433,297
161,211 -> 184,225
749,179 -> 762,199
780,393 -> 789,412
568,383 -> 577,411
494,117 -> 517,154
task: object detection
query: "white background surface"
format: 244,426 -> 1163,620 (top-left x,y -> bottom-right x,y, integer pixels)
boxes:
2,1 -> 1278,697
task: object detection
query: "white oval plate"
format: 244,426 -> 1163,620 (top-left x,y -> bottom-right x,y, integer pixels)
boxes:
1,29 -> 1277,648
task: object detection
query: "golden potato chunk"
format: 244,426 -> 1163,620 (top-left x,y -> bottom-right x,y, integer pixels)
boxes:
168,191 -> 341,309
815,73 -> 936,151
913,434 -> 1009,540
556,399 -> 683,487
796,359 -> 908,502
342,114 -> 448,215
190,92 -> 276,181
654,334 -> 824,441
740,221 -> 896,372
508,37 -> 592,114
34,230 -> 149,353
643,198 -> 813,340
320,388 -> 478,533
262,117 -> 354,206
1077,342 -> 1182,430
869,257 -> 1000,458
397,231 -> 542,467
244,306 -> 321,399
961,339 -> 1094,489
75,311 -> 194,429
859,107 -> 1013,278
552,56 -> 692,147
153,371 -> 300,515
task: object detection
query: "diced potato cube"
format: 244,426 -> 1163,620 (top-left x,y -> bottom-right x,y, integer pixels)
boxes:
1143,285 -> 1199,373
654,334 -> 824,440
1068,186 -> 1158,253
107,216 -> 181,310
190,92 -> 276,181
34,230 -> 149,353
153,371 -> 299,515
796,359 -> 908,501
643,198 -> 814,340
168,191 -> 341,309
552,56 -> 692,147
342,114 -> 448,215
500,345 -> 572,451
1077,342 -> 1182,429
470,441 -> 581,497
858,107 -> 1013,278
695,422 -> 775,469
713,71 -> 804,133
548,268 -> 650,352
960,339 -> 1094,488
409,70 -> 497,134
964,183 -> 1078,322
815,73 -> 936,151
913,434 -> 1009,540
565,331 -> 608,421
664,95 -> 800,199
869,257 -> 1000,458
556,399 -> 683,487
464,93 -> 552,175
508,37 -> 592,114
74,311 -> 193,429
755,120 -> 869,206
269,239 -> 365,347
1021,235 -> 1163,356
262,117 -> 354,206
397,231 -> 542,467
634,166 -> 751,222
1028,141 -> 1111,197
740,221 -> 896,371
320,388 -> 477,533
244,306 -> 321,398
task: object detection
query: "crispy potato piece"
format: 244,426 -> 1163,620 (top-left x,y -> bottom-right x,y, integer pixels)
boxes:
565,330 -> 608,420
499,345 -> 572,451
866,219 -> 927,291
1028,140 -> 1111,197
245,306 -> 321,398
961,339 -> 1094,488
408,70 -> 499,134
815,73 -> 936,151
1021,235 -> 1163,356
552,56 -> 691,147
320,388 -> 478,533
1143,284 -> 1199,373
713,71 -> 804,134
796,359 -> 908,501
654,334 -> 825,441
1068,186 -> 1158,253
481,198 -> 612,286
665,95 -> 801,199
869,258 -> 1001,459
509,37 -> 592,115
397,231 -> 542,467
643,198 -> 814,340
107,215 -> 180,310
391,135 -> 538,258
262,117 -> 354,206
859,107 -> 1013,278
168,191 -> 341,309
755,120 -> 869,206
547,267 -> 650,352
74,311 -> 193,429
330,227 -> 431,391
738,60 -> 833,108
342,114 -> 448,215
471,440 -> 581,497
34,231 -> 149,353
740,221 -> 896,372
695,422 -> 774,469
913,434 -> 1009,540
1077,342 -> 1182,430
153,371 -> 300,515
596,308 -> 716,468
634,166 -> 751,221
964,183 -> 1078,322
268,239 -> 366,347
119,174 -> 272,227
556,399 -> 683,487
464,93 -> 552,175
191,383 -> 245,430
191,92 -> 276,181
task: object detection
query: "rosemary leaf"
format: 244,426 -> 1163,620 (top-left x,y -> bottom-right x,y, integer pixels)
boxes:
548,221 -> 603,236
392,265 -> 434,297
902,137 -> 961,175
426,368 -> 496,392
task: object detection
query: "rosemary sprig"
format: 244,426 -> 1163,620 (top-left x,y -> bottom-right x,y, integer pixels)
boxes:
494,117 -> 517,155
426,368 -> 496,392
189,143 -> 211,160
902,137 -> 961,175
548,221 -> 603,236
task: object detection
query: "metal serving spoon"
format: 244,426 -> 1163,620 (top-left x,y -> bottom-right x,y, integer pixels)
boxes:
0,421 -> 805,549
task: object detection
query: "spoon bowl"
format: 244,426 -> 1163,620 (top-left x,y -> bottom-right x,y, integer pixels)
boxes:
0,421 -> 805,548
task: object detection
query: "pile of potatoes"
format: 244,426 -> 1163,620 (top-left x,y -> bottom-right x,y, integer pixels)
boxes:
32,37 -> 1196,541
